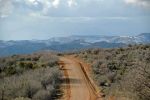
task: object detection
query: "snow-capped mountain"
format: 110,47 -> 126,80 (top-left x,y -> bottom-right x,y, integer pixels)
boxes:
0,33 -> 149,56
44,33 -> 150,44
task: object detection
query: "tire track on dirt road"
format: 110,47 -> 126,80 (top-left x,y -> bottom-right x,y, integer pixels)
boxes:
59,56 -> 102,100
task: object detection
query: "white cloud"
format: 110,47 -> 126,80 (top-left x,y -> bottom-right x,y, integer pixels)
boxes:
125,0 -> 136,3
0,0 -> 150,18
67,0 -> 77,7
0,0 -> 14,18
24,0 -> 60,15
52,0 -> 60,8
29,0 -> 39,6
125,0 -> 150,8
25,0 -> 37,6
28,0 -> 36,3
42,1 -> 51,15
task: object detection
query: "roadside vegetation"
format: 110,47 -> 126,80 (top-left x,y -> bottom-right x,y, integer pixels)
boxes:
76,44 -> 150,100
0,52 -> 62,100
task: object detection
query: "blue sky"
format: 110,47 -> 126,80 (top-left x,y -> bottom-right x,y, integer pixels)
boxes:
0,0 -> 150,40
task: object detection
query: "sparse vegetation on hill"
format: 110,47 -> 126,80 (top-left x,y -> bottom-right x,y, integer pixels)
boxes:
0,52 -> 62,100
0,44 -> 150,100
76,44 -> 150,100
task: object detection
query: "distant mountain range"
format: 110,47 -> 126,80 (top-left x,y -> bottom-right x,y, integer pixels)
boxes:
0,33 -> 150,56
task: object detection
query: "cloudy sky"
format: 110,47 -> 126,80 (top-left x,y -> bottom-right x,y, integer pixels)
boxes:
0,0 -> 150,40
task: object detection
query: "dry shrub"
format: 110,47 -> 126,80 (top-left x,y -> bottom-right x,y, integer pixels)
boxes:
0,67 -> 62,100
77,44 -> 150,100
32,90 -> 51,100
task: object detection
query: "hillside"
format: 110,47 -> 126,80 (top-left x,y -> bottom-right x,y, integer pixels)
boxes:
0,44 -> 150,100
76,44 -> 150,100
0,52 -> 62,100
0,33 -> 150,56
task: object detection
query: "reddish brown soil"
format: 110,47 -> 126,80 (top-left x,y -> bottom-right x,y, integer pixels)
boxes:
59,56 -> 103,100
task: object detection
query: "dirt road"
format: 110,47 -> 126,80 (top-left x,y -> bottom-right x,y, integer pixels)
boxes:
59,56 -> 102,100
